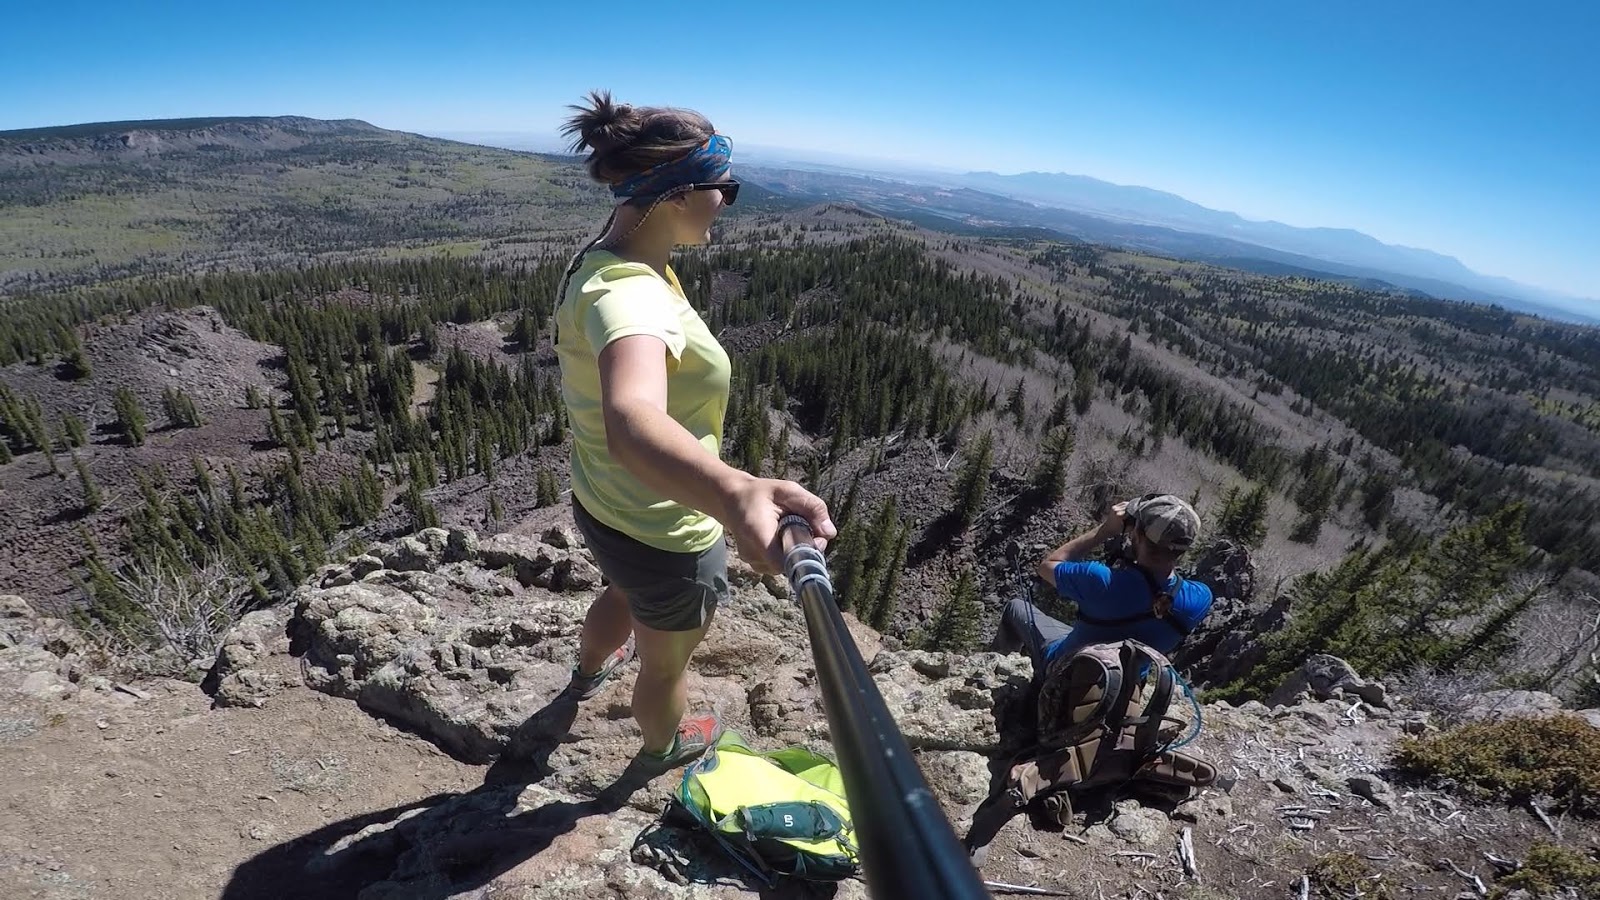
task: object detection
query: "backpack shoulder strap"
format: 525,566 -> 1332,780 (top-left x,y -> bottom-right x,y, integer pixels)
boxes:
1119,641 -> 1176,759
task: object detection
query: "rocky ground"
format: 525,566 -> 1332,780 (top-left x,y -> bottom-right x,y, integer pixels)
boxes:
2,519 -> 1596,899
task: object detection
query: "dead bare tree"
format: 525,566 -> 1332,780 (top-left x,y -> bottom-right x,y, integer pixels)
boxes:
1507,585 -> 1600,696
88,554 -> 250,676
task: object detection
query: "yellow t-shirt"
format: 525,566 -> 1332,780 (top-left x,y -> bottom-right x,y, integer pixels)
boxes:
555,250 -> 731,554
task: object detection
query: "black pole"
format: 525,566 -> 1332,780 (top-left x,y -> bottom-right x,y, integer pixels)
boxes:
779,515 -> 991,900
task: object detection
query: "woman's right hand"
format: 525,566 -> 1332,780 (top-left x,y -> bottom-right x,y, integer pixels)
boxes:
719,475 -> 837,575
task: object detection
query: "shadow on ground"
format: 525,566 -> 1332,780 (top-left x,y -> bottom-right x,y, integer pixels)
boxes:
220,693 -> 839,899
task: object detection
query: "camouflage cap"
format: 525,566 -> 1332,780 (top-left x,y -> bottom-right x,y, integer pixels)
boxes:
1125,494 -> 1201,551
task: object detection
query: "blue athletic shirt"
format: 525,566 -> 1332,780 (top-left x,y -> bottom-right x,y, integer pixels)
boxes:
1043,561 -> 1213,663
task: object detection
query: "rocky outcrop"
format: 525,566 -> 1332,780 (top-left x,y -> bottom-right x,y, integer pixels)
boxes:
201,607 -> 295,708
1268,653 -> 1390,709
0,594 -> 136,712
195,527 -> 1600,899
245,526 -> 899,769
1172,540 -> 1268,685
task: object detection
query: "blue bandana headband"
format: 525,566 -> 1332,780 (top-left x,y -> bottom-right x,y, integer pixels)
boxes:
609,134 -> 732,199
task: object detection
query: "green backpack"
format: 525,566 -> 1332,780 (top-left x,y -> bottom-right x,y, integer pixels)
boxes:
673,730 -> 859,886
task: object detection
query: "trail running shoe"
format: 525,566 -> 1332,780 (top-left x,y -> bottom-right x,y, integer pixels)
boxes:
639,712 -> 724,770
565,637 -> 634,700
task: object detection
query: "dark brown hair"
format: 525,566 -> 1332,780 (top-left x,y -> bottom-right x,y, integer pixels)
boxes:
561,90 -> 715,186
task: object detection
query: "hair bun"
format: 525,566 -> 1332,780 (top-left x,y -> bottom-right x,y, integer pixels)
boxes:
564,89 -> 639,157
560,90 -> 715,186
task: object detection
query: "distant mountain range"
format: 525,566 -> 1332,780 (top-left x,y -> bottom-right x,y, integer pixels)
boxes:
433,130 -> 1593,322
4,117 -> 1593,324
0,116 -> 607,291
725,159 -> 1595,323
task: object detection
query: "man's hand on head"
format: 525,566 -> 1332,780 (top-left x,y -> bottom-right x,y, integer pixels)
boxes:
1099,501 -> 1130,536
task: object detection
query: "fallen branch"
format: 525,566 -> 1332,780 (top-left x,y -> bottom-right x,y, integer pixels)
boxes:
983,880 -> 1071,897
1177,827 -> 1199,881
1438,858 -> 1487,897
1482,852 -> 1518,876
1529,798 -> 1560,837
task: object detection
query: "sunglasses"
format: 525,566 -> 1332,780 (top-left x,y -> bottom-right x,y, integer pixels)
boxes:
685,179 -> 740,206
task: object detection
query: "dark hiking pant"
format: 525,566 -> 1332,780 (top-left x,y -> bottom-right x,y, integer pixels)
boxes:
991,596 -> 1073,673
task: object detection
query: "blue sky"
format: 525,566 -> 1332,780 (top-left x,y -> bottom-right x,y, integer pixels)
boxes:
3,0 -> 1595,304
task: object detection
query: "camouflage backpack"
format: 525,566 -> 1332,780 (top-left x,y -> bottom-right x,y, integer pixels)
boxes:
967,639 -> 1216,850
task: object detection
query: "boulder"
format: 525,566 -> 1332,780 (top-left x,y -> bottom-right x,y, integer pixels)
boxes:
1455,689 -> 1562,723
0,594 -> 83,657
540,525 -> 578,550
480,534 -> 566,588
202,607 -> 294,708
869,651 -> 1032,753
443,526 -> 480,563
1267,654 -> 1388,709
379,534 -> 444,573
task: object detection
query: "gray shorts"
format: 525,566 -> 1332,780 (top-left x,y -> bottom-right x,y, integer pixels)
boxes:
571,499 -> 728,632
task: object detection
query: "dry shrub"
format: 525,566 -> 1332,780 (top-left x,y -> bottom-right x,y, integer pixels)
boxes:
1309,852 -> 1393,899
1394,715 -> 1600,816
1496,842 -> 1600,897
1387,663 -> 1500,724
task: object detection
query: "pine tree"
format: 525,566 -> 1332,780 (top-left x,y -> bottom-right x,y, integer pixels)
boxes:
923,568 -> 981,652
1005,378 -> 1028,430
487,490 -> 504,522
1214,483 -> 1270,548
475,430 -> 496,481
854,498 -> 901,618
74,454 -> 101,511
1030,424 -> 1076,502
836,471 -> 863,530
1359,473 -> 1394,530
162,387 -> 203,429
949,430 -> 993,528
866,522 -> 910,631
62,414 -> 87,448
1289,511 -> 1324,544
830,527 -> 867,612
113,388 -> 147,447
771,423 -> 791,476
36,425 -> 60,476
266,405 -> 289,449
245,385 -> 264,410
1072,364 -> 1096,415
510,312 -> 537,349
404,477 -> 439,530
59,328 -> 91,380
417,320 -> 439,358
536,467 -> 560,507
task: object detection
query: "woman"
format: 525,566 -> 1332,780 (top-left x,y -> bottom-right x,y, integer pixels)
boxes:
554,91 -> 835,769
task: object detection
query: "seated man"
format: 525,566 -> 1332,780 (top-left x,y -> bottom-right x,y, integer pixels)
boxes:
968,494 -> 1218,854
994,494 -> 1213,675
